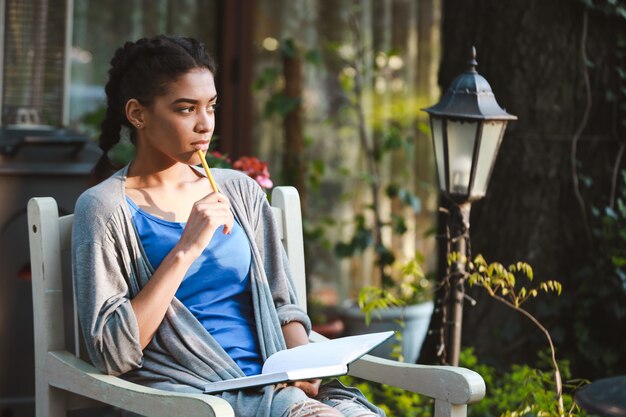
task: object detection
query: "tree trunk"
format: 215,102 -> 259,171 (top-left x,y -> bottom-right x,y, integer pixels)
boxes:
282,49 -> 307,212
435,0 -> 625,373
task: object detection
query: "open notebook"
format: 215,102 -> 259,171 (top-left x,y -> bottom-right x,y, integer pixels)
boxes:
203,331 -> 394,394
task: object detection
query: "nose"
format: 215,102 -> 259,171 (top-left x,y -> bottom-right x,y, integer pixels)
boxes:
194,110 -> 215,134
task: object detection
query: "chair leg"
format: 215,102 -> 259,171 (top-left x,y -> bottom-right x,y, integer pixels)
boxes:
434,399 -> 467,417
36,382 -> 67,417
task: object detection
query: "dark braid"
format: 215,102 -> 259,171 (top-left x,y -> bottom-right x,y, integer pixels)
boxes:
92,35 -> 217,183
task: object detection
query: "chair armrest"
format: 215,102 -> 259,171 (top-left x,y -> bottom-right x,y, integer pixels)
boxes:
310,331 -> 485,405
46,350 -> 234,417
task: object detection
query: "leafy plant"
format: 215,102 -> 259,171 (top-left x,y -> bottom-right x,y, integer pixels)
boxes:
342,251 -> 589,416
592,169 -> 626,289
337,347 -> 587,417
358,252 -> 433,326
462,255 -> 568,416
559,167 -> 626,377
338,374 -> 433,417
460,349 -> 588,417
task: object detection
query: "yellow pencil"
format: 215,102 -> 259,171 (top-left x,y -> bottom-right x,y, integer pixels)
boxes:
196,149 -> 220,193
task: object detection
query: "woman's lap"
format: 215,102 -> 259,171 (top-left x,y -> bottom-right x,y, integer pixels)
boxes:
282,398 -> 379,417
275,380 -> 384,417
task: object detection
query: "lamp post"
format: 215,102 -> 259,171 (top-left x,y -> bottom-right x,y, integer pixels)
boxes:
422,47 -> 517,366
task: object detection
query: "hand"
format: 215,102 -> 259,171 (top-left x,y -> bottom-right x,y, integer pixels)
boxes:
292,379 -> 321,397
280,323 -> 320,396
177,192 -> 234,258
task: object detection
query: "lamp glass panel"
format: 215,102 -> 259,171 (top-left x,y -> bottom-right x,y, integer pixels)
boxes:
446,119 -> 478,195
431,117 -> 446,191
472,121 -> 506,198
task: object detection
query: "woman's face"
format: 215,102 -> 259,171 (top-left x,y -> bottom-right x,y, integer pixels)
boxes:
136,68 -> 217,166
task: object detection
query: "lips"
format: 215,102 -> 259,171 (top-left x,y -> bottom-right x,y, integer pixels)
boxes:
192,141 -> 210,152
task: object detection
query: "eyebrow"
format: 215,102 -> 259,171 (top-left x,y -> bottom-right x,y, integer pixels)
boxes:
170,94 -> 218,105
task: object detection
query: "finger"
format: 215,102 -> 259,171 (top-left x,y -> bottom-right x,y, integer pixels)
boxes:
199,192 -> 230,205
293,381 -> 309,395
223,219 -> 233,234
192,202 -> 232,223
186,210 -> 231,239
293,381 -> 319,397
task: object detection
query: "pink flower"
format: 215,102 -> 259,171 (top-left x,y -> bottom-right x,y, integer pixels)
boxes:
210,151 -> 231,163
232,156 -> 273,190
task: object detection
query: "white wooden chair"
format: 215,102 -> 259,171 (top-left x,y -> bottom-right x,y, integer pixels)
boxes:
27,186 -> 485,417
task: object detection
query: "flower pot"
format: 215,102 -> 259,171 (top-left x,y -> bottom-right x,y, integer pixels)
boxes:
312,318 -> 345,339
338,300 -> 434,363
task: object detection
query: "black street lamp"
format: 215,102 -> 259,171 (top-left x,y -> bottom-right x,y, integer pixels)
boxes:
422,47 -> 517,366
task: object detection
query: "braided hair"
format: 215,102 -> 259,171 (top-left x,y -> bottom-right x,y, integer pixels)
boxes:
92,35 -> 217,183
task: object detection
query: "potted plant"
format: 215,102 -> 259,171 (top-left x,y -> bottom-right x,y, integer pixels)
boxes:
341,253 -> 435,363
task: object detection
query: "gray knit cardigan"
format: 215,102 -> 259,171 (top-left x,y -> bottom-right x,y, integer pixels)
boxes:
72,166 -> 382,417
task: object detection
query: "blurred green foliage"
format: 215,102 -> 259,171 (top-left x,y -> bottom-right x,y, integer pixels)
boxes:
337,348 -> 588,417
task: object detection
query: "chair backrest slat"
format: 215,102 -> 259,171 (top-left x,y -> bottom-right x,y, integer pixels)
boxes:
270,207 -> 284,240
58,215 -> 73,251
28,198 -> 67,360
270,187 -> 307,313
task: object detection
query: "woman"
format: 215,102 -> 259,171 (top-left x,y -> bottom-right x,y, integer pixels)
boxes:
72,35 -> 384,417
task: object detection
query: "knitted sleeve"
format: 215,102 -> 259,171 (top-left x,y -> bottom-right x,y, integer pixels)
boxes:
72,188 -> 143,375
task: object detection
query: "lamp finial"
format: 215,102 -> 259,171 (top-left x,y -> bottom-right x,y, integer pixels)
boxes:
468,46 -> 478,72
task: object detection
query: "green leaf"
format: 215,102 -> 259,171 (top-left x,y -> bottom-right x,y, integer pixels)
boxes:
612,256 -> 626,267
338,71 -> 355,92
205,153 -> 232,168
304,49 -> 322,66
352,226 -> 373,251
335,242 -> 354,258
375,244 -> 395,267
311,159 -> 326,175
385,183 -> 400,198
112,141 -> 135,165
383,132 -> 403,151
507,272 -> 516,287
280,38 -> 297,59
253,67 -> 280,91
605,206 -> 618,220
398,189 -> 421,213
263,94 -> 301,117
391,214 -> 408,234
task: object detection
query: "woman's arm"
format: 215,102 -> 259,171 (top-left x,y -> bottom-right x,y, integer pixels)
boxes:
281,321 -> 310,348
130,246 -> 196,348
281,321 -> 321,397
131,192 -> 234,349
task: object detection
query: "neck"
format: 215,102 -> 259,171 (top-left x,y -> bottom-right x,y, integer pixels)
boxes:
127,158 -> 200,188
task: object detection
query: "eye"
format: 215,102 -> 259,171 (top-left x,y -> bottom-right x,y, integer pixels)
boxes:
207,103 -> 219,112
178,106 -> 195,113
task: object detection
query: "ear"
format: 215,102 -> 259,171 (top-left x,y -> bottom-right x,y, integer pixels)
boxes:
125,99 -> 145,128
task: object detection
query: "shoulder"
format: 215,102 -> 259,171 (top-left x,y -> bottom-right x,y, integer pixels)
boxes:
213,167 -> 256,185
210,168 -> 271,226
76,171 -> 125,214
74,170 -> 126,238
211,168 -> 265,200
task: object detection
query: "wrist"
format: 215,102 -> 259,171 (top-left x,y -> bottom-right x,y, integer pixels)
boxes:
170,243 -> 199,267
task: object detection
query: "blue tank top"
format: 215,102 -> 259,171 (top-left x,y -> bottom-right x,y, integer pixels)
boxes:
126,197 -> 263,376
